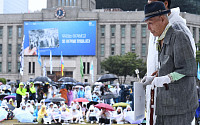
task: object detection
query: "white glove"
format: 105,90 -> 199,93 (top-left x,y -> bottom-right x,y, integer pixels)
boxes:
151,75 -> 171,88
141,76 -> 155,89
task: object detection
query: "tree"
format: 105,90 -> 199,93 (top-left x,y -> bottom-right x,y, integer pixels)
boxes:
101,52 -> 146,84
0,78 -> 6,84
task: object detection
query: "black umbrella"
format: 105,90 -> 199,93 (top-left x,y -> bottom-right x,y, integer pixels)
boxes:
101,92 -> 116,99
84,82 -> 90,86
0,93 -> 8,99
58,77 -> 76,83
7,81 -> 16,85
97,74 -> 118,82
49,97 -> 65,102
74,82 -> 84,86
34,76 -> 52,83
87,101 -> 99,109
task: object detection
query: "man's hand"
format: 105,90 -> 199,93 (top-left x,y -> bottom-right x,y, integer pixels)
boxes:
151,75 -> 171,89
141,76 -> 155,89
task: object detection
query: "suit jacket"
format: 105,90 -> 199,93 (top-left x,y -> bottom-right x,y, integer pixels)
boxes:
156,26 -> 199,115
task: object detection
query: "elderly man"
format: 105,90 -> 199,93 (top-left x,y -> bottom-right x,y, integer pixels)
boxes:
144,0 -> 197,125
142,2 -> 198,125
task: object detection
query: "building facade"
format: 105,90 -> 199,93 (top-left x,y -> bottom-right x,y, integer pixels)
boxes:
0,0 -> 28,14
0,0 -> 200,83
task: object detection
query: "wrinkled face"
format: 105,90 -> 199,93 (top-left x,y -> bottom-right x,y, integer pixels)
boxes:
145,16 -> 163,37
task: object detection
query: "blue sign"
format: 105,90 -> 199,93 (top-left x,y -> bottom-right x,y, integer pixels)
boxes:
24,21 -> 96,56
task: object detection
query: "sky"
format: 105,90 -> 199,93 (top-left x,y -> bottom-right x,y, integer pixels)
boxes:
28,0 -> 47,12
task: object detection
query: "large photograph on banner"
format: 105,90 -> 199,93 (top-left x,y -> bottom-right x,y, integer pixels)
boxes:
24,21 -> 96,56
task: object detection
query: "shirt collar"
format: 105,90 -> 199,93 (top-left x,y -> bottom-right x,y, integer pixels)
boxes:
158,23 -> 171,41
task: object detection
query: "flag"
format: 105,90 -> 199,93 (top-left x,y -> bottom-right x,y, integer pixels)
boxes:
198,62 -> 200,80
50,50 -> 52,74
38,46 -> 42,66
43,62 -> 46,77
80,56 -> 84,78
19,35 -> 25,76
90,60 -> 94,83
60,51 -> 64,76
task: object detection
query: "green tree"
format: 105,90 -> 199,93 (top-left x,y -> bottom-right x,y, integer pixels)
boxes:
101,52 -> 146,84
196,42 -> 200,64
0,78 -> 6,84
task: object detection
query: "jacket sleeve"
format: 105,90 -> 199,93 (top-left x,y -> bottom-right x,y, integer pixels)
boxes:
30,87 -> 36,93
172,31 -> 197,77
16,88 -> 26,96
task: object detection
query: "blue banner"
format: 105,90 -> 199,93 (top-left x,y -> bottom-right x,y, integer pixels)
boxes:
24,21 -> 96,56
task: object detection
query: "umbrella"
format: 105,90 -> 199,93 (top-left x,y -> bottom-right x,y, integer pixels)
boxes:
73,98 -> 89,102
113,102 -> 130,107
7,81 -> 16,85
58,77 -> 76,83
94,103 -> 114,111
87,101 -> 99,109
0,93 -> 8,99
74,82 -> 84,86
7,104 -> 15,111
83,82 -> 90,86
0,107 -> 8,122
97,74 -> 118,82
49,97 -> 65,102
4,95 -> 16,101
63,82 -> 74,85
101,92 -> 116,99
34,76 -> 51,83
45,98 -> 51,103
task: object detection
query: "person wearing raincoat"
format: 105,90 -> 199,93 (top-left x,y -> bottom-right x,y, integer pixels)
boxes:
77,87 -> 85,98
144,1 -> 197,125
85,86 -> 92,101
60,106 -> 72,123
143,1 -> 198,125
86,105 -> 98,124
33,103 -> 41,122
29,82 -> 36,100
112,107 -> 124,124
16,82 -> 27,108
67,86 -> 73,106
8,98 -> 15,107
59,84 -> 68,104
51,104 -> 61,123
37,104 -> 48,123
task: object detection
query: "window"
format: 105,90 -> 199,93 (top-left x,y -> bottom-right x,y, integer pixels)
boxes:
74,0 -> 76,6
29,62 -> 31,74
111,44 -> 115,55
32,62 -> 35,74
0,44 -> 2,55
100,25 -> 105,37
17,26 -> 22,38
87,62 -> 90,74
121,25 -> 125,38
0,27 -> 3,39
83,62 -> 86,74
17,44 -> 21,55
0,62 -> 1,72
131,43 -> 135,53
8,44 -> 12,56
142,43 -> 146,57
193,27 -> 196,41
8,62 -> 11,72
142,25 -> 146,37
111,25 -> 116,37
8,26 -> 12,39
66,0 -> 69,6
17,62 -> 20,73
58,0 -> 61,6
121,44 -> 125,55
199,28 -> 200,40
131,25 -> 136,37
70,0 -> 72,6
101,44 -> 105,57
62,0 -> 65,6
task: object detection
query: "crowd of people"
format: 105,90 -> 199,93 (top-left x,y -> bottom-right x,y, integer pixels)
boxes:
0,81 -> 139,124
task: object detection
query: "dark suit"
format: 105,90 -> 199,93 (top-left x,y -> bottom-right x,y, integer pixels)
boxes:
155,26 -> 198,125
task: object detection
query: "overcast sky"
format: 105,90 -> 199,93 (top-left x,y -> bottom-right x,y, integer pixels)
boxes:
28,0 -> 47,12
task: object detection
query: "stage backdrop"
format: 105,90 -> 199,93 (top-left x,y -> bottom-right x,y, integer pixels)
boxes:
24,21 -> 96,56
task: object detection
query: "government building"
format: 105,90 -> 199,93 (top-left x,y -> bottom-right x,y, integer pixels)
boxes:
0,0 -> 200,84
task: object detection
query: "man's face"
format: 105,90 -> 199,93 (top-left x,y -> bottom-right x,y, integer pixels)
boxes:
148,0 -> 157,4
145,16 -> 163,36
20,85 -> 23,89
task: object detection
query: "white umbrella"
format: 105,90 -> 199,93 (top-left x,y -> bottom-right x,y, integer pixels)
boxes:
94,82 -> 103,86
